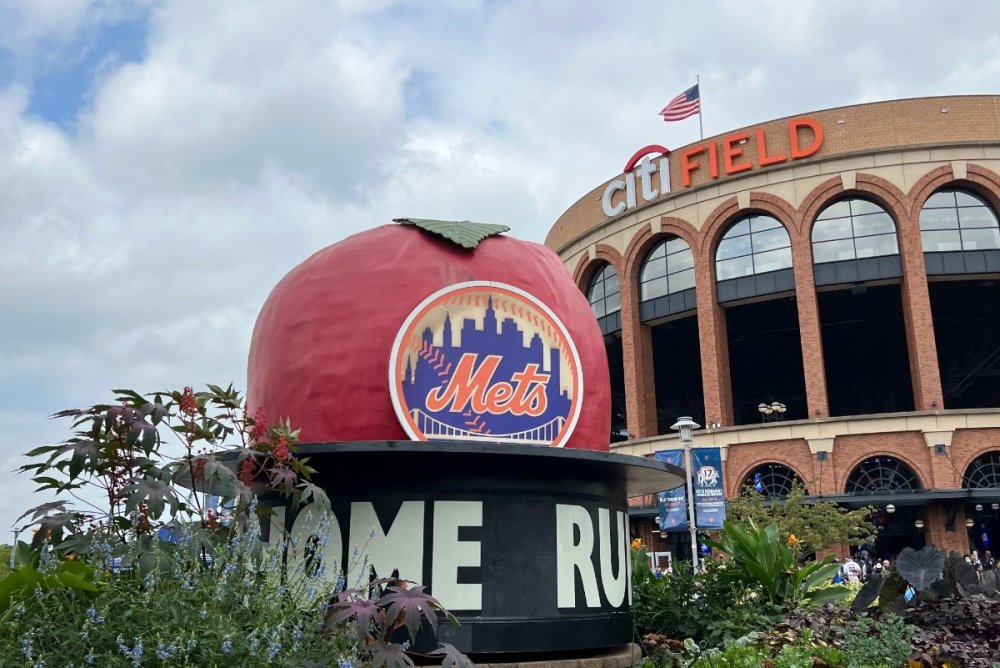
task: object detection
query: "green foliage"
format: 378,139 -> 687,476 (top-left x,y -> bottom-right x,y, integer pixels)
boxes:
17,384 -> 327,564
691,640 -> 767,668
631,546 -> 772,647
0,545 -> 11,578
842,615 -> 915,668
706,521 -> 850,612
727,482 -> 878,555
0,521 -> 359,666
0,542 -> 99,615
7,382 -> 471,668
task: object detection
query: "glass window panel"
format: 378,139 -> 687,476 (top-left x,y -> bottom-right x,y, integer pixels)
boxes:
812,217 -> 853,242
753,246 -> 793,273
813,239 -> 856,263
726,219 -> 751,237
641,278 -> 668,301
669,268 -> 695,293
591,300 -> 606,318
752,227 -> 790,253
924,191 -> 956,208
668,248 -> 695,272
921,230 -> 962,252
920,208 -> 960,230
717,236 -> 752,260
588,280 -> 605,302
959,207 -> 1000,229
961,227 -> 1000,250
750,215 -> 781,233
664,238 -> 688,255
716,256 -> 753,281
641,256 -> 667,281
605,272 -> 620,296
605,291 -> 621,313
854,233 -> 899,258
956,190 -> 987,207
817,200 -> 851,220
849,199 -> 886,216
646,242 -> 666,261
853,211 -> 896,237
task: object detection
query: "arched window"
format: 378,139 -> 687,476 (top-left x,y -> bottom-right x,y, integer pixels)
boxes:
742,463 -> 806,498
845,456 -> 920,494
920,188 -> 1000,252
812,198 -> 899,264
640,237 -> 695,301
715,214 -> 792,281
964,452 -> 1000,489
587,263 -> 620,319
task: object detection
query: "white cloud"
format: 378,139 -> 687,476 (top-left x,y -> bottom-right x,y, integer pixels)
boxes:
2,0 -> 1000,534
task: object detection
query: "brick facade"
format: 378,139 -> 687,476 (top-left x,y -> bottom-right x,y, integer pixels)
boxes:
553,96 -> 1000,557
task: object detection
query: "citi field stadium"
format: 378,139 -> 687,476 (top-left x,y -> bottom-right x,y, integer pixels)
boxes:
547,96 -> 1000,561
390,282 -> 582,447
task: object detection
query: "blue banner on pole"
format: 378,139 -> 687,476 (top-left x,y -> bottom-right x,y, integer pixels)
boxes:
655,450 -> 687,531
655,447 -> 727,531
693,448 -> 726,529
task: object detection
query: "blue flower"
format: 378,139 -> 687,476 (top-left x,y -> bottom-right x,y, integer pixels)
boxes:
132,639 -> 143,660
221,638 -> 233,654
337,658 -> 354,668
84,652 -> 95,665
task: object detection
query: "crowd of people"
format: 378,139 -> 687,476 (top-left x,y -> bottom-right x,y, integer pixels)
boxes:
835,548 -> 998,584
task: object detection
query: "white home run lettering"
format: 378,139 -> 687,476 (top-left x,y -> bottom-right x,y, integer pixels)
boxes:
555,504 -> 630,608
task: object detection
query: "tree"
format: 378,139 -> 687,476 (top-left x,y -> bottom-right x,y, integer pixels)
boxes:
726,482 -> 877,555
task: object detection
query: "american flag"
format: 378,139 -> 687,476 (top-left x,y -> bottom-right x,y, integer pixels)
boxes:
659,84 -> 700,122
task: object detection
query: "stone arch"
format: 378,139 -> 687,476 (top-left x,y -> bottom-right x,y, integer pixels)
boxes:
701,195 -> 798,268
840,452 -> 929,494
799,174 -> 909,244
573,244 -> 625,293
729,458 -> 811,498
624,216 -> 700,291
907,163 -> 1000,222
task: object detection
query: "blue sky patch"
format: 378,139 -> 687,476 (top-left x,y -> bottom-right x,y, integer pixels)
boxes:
21,15 -> 150,129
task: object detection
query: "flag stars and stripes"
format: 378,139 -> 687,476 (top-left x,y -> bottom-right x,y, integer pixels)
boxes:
659,84 -> 700,122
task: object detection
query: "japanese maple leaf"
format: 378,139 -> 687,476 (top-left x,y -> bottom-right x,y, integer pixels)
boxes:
369,643 -> 414,668
327,596 -> 382,640
380,585 -> 441,641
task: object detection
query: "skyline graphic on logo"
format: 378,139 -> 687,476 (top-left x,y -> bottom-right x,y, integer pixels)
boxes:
389,282 -> 582,447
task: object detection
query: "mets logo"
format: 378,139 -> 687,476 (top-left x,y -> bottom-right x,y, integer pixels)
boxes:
696,466 -> 720,488
389,281 -> 583,447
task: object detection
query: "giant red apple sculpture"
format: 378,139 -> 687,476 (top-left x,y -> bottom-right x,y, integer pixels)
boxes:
247,219 -> 610,450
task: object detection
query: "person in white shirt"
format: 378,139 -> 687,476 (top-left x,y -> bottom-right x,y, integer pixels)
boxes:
842,556 -> 862,583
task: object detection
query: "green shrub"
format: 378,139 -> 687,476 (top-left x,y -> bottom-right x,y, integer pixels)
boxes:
705,521 -> 851,613
842,614 -> 915,668
691,641 -> 767,667
631,546 -> 772,647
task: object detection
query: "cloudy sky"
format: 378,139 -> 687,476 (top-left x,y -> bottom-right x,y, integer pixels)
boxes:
1,0 -> 999,536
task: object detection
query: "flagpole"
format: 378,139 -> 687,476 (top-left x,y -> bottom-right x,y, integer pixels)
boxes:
697,74 -> 704,140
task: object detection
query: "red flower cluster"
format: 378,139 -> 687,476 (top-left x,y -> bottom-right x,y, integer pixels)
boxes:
274,434 -> 290,463
179,386 -> 198,416
239,457 -> 257,485
249,406 -> 269,443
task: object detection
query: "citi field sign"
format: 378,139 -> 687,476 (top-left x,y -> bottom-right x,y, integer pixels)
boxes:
389,281 -> 583,447
602,116 -> 824,217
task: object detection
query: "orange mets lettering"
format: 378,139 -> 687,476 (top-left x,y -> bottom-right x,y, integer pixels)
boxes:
425,353 -> 550,417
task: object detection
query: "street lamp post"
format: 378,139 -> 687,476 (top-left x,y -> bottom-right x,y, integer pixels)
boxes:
671,416 -> 701,572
